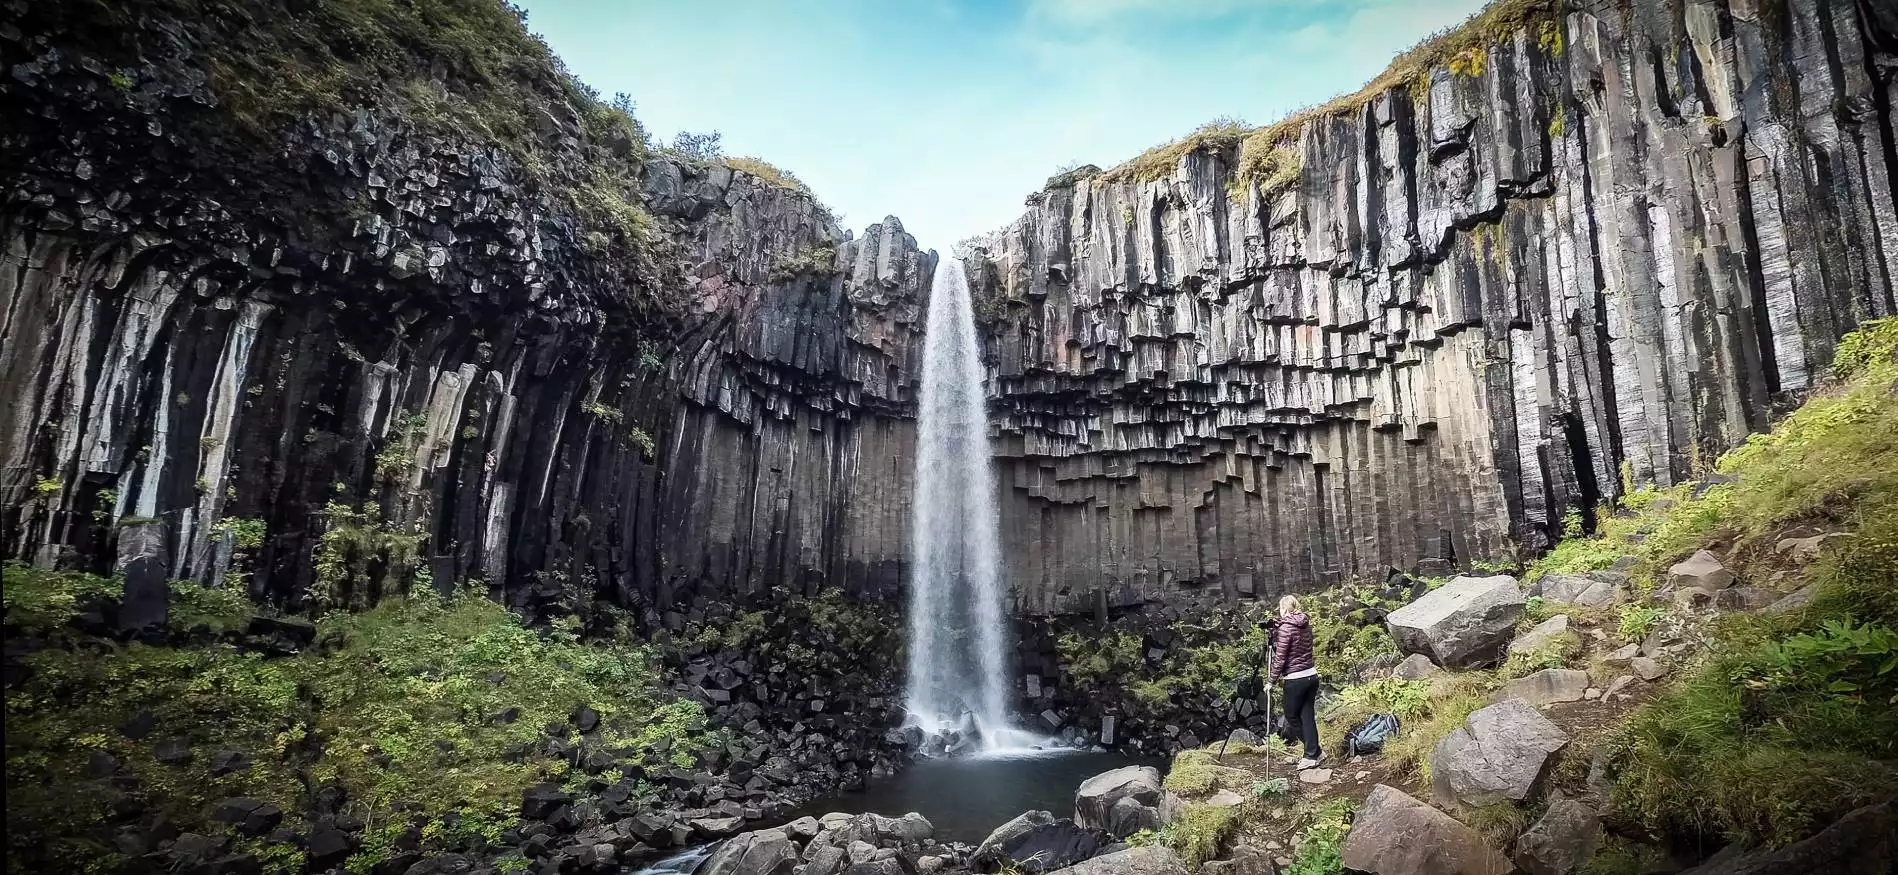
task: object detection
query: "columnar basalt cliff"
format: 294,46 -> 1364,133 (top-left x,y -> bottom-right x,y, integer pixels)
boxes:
968,0 -> 1898,614
0,3 -> 931,621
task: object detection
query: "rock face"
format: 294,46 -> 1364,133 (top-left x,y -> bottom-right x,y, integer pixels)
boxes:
962,0 -> 1898,611
0,5 -> 929,614
1339,784 -> 1512,875
1387,575 -> 1525,668
1431,698 -> 1570,807
1074,766 -> 1165,839
1677,802 -> 1897,875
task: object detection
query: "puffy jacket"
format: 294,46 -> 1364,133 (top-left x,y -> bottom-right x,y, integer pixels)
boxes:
1271,611 -> 1316,679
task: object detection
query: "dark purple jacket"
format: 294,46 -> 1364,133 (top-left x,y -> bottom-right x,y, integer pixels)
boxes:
1271,611 -> 1316,679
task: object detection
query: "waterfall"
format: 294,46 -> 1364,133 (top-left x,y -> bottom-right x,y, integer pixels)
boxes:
904,256 -> 1035,752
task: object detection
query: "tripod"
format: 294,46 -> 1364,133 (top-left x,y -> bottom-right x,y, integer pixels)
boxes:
1216,618 -> 1278,761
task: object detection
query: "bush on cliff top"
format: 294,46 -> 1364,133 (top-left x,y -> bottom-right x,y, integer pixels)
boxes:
3,571 -> 715,873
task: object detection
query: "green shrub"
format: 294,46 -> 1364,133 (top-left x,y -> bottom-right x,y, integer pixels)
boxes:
1058,631 -> 1144,691
1285,796 -> 1355,875
2,564 -> 122,633
169,579 -> 256,634
1617,604 -> 1666,643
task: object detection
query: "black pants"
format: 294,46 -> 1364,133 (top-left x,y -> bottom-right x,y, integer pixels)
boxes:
1281,674 -> 1321,759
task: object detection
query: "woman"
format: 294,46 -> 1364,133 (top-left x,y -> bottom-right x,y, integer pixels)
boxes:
1269,594 -> 1322,768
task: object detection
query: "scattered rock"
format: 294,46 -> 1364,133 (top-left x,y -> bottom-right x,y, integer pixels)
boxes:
208,750 -> 252,776
1533,576 -> 1618,607
1714,588 -> 1777,612
1515,797 -> 1601,875
1392,653 -> 1442,680
995,819 -> 1113,873
1386,575 -> 1526,669
1225,728 -> 1261,748
1297,769 -> 1332,784
1431,699 -> 1570,807
1497,669 -> 1591,707
1044,845 -> 1188,875
977,811 -> 1055,865
1075,766 -> 1164,839
1773,534 -> 1842,564
1668,550 -> 1736,591
1603,675 -> 1637,700
1603,643 -> 1640,665
1761,583 -> 1821,616
1630,657 -> 1670,682
1339,784 -> 1512,875
1509,615 -> 1572,658
691,815 -> 746,838
153,738 -> 192,764
521,784 -> 573,819
1583,688 -> 1601,700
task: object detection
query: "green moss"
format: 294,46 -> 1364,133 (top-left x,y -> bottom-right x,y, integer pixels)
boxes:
211,516 -> 268,551
311,501 -> 426,612
1100,117 -> 1249,184
1057,631 -> 1143,691
2,564 -> 123,632
1166,803 -> 1243,869
5,578 -> 713,873
170,579 -> 256,635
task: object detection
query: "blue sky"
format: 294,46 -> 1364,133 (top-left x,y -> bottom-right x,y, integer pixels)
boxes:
516,0 -> 1490,251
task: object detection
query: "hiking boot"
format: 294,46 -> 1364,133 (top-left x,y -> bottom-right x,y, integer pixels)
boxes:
1297,757 -> 1320,769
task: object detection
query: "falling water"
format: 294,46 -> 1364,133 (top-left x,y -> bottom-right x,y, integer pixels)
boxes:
904,257 -> 1035,752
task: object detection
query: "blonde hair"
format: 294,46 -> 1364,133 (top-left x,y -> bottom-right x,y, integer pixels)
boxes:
1279,594 -> 1303,615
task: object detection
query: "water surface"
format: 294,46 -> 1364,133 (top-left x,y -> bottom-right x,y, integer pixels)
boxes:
791,751 -> 1161,843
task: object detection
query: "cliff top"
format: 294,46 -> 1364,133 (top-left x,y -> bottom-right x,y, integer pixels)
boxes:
1091,0 -> 1567,192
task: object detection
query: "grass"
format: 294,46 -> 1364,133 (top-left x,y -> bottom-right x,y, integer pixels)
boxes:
4,570 -> 719,874
1099,117 -> 1249,184
724,156 -> 815,197
1595,319 -> 1898,850
1376,672 -> 1501,783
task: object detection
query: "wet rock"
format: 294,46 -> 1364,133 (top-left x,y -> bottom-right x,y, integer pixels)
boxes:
997,820 -> 1113,874
977,811 -> 1055,865
1431,699 -> 1569,807
1515,797 -> 1601,875
691,816 -> 745,838
1075,766 -> 1164,839
1386,575 -> 1525,669
1339,785 -> 1510,875
1668,551 -> 1736,591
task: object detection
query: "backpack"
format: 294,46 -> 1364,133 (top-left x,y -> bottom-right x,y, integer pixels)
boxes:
1345,713 -> 1401,757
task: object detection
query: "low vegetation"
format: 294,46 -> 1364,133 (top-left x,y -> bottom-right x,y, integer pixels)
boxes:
4,568 -> 718,874
1092,0 -> 1567,192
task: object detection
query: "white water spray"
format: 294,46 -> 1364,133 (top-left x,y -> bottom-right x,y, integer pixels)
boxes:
904,257 -> 1038,752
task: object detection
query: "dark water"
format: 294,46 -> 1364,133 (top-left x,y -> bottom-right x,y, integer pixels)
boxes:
790,751 -> 1161,844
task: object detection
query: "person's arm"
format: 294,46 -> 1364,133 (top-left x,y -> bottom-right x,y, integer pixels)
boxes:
1270,620 -> 1290,680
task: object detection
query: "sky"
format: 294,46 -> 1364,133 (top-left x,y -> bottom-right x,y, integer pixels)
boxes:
515,0 -> 1491,251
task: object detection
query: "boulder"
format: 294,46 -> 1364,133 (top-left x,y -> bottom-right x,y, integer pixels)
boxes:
1602,643 -> 1640,665
1714,588 -> 1777,612
1393,653 -> 1442,680
1532,576 -> 1618,607
1225,728 -> 1261,748
1761,583 -> 1821,616
996,819 -> 1112,873
1044,846 -> 1188,875
1431,699 -> 1570,808
1677,802 -> 1895,874
1075,766 -> 1164,839
1508,616 -> 1572,658
1339,785 -> 1512,875
1515,797 -> 1601,875
700,829 -> 800,875
1386,576 -> 1525,669
977,811 -> 1055,864
690,815 -> 746,838
1668,551 -> 1736,591
1496,669 -> 1591,707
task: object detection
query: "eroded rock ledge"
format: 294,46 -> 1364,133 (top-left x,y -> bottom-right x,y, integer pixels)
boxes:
967,0 -> 1897,613
0,4 -> 932,618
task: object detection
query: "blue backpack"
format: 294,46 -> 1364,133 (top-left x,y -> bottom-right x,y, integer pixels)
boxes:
1345,713 -> 1401,757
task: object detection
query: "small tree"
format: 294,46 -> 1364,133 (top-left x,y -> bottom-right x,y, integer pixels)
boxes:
669,130 -> 724,160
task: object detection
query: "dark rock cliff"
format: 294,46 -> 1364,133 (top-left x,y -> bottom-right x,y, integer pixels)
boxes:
0,1 -> 931,619
967,0 -> 1898,613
